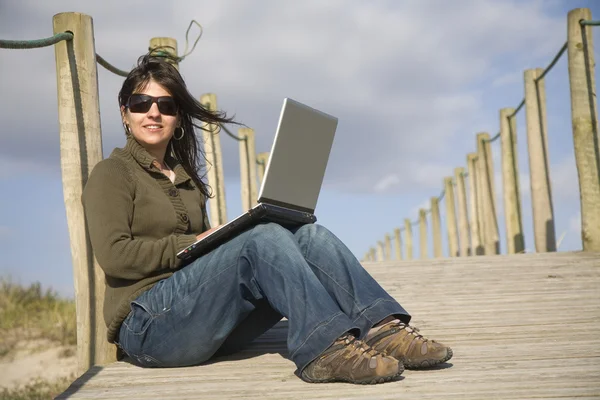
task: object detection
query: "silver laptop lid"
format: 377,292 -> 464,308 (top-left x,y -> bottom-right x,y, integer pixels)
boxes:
257,98 -> 338,213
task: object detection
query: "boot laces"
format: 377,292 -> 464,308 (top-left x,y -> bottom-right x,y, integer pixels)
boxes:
392,322 -> 427,342
339,334 -> 380,358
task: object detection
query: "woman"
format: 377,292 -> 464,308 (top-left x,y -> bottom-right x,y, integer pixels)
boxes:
82,54 -> 452,385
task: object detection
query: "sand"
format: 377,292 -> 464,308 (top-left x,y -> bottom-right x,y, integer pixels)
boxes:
0,339 -> 77,389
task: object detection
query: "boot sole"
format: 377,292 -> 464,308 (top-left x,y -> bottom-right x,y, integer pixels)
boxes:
302,363 -> 405,385
302,369 -> 404,385
404,347 -> 453,369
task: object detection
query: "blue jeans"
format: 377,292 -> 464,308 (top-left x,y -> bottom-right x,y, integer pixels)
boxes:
117,223 -> 410,371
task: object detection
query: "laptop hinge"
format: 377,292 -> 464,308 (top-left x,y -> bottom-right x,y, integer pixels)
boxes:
258,197 -> 314,214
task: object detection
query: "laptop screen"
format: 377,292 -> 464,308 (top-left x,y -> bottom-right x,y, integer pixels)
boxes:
257,98 -> 338,213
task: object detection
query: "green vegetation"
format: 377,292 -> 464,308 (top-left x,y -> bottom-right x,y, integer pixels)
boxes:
0,278 -> 76,357
0,279 -> 76,399
0,377 -> 73,400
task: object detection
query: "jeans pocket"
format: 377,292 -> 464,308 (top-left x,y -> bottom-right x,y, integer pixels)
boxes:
123,300 -> 155,336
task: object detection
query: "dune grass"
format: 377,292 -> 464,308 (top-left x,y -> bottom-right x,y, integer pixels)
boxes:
0,377 -> 73,400
0,278 -> 76,357
0,279 -> 77,399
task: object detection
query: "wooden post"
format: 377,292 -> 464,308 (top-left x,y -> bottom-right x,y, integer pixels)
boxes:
53,12 -> 116,374
500,108 -> 526,254
384,234 -> 392,260
454,167 -> 471,256
444,177 -> 459,257
256,152 -> 269,188
376,241 -> 385,261
404,218 -> 413,260
431,197 -> 443,257
238,128 -> 257,211
149,37 -> 178,69
419,209 -> 428,259
524,69 -> 556,252
475,152 -> 488,255
568,8 -> 600,251
393,228 -> 403,260
477,133 -> 500,254
200,94 -> 228,225
467,153 -> 484,255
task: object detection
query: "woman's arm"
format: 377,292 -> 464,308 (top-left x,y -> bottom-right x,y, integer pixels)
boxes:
82,159 -> 197,281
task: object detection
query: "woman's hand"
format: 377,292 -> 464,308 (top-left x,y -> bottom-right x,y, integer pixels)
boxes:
195,225 -> 223,241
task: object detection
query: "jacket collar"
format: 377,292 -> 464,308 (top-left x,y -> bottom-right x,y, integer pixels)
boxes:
124,135 -> 192,186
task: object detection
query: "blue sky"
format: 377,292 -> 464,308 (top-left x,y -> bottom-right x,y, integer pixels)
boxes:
0,0 -> 598,297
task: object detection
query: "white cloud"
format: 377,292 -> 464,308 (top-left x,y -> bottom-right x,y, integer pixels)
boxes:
0,0 -> 569,194
374,174 -> 401,193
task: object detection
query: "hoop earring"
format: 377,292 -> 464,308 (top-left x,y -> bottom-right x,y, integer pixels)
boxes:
173,126 -> 185,140
124,124 -> 131,136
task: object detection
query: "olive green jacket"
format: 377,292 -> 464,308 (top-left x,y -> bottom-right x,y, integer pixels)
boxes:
82,136 -> 210,343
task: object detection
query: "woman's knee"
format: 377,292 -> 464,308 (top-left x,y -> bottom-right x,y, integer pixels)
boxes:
244,223 -> 304,263
250,222 -> 294,243
294,223 -> 332,244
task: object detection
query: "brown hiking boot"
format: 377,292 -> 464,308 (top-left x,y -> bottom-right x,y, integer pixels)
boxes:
301,333 -> 404,384
366,322 -> 453,369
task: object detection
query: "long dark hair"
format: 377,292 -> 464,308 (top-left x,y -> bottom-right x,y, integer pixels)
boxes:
118,53 -> 235,198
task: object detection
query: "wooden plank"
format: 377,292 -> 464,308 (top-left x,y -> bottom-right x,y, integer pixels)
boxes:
57,251 -> 600,399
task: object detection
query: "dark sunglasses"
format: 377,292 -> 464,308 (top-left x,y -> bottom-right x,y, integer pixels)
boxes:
126,94 -> 178,116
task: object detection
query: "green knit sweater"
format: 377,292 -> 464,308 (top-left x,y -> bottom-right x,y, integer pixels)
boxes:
82,136 -> 210,343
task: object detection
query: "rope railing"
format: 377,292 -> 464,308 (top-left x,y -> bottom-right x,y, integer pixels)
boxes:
580,19 -> 600,26
535,42 -> 568,82
484,132 -> 501,143
0,32 -> 73,49
509,99 -> 526,118
438,188 -> 446,201
366,10 -> 598,262
0,20 -> 201,79
95,54 -> 129,77
179,20 -> 203,62
485,41 -> 567,145
148,20 -> 203,63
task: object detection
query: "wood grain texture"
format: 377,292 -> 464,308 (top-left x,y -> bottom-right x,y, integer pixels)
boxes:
404,218 -> 414,260
431,197 -> 442,258
444,177 -> 459,257
524,68 -> 556,253
53,12 -> 116,374
58,251 -> 600,399
477,132 -> 500,255
467,153 -> 483,256
454,167 -> 471,257
238,128 -> 257,211
200,93 -> 228,225
500,107 -> 525,254
567,8 -> 600,252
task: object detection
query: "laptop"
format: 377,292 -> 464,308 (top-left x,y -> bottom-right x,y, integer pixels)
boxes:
177,98 -> 338,262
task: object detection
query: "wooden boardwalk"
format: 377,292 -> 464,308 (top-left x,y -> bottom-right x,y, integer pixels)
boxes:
58,251 -> 600,399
